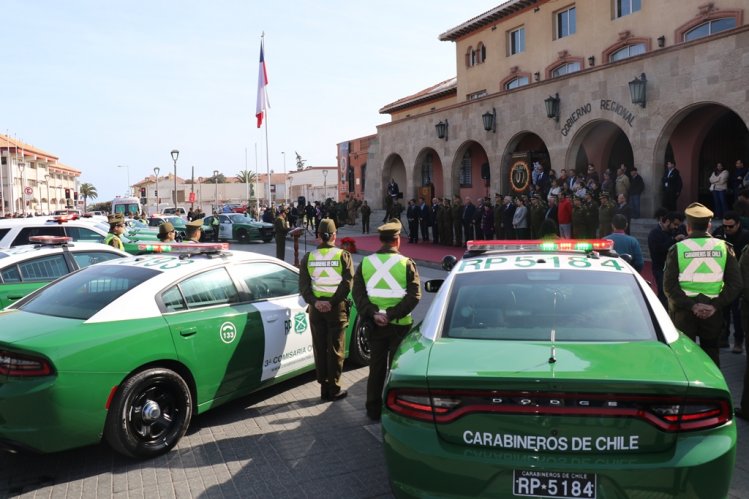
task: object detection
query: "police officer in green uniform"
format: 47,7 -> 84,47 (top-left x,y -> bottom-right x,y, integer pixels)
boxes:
353,218 -> 421,421
274,207 -> 292,261
211,212 -> 220,242
105,213 -> 125,250
664,202 -> 742,367
598,192 -> 616,238
736,245 -> 749,419
452,195 -> 463,247
299,218 -> 354,401
157,221 -> 176,242
185,219 -> 203,243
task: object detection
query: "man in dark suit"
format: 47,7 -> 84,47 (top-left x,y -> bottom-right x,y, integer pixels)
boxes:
662,161 -> 682,211
418,197 -> 430,242
406,199 -> 420,243
462,197 -> 476,244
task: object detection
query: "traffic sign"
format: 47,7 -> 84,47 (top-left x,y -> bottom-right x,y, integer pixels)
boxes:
23,186 -> 33,199
189,192 -> 196,203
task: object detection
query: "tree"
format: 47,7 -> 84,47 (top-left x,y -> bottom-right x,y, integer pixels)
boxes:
79,183 -> 98,210
295,151 -> 306,171
206,173 -> 226,183
235,170 -> 256,183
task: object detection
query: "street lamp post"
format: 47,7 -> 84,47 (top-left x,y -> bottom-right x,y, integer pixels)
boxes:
153,167 -> 160,211
322,169 -> 328,201
116,165 -> 130,196
18,162 -> 25,216
282,151 -> 286,174
213,170 -> 219,212
287,175 -> 293,203
44,174 -> 50,214
170,149 -> 179,210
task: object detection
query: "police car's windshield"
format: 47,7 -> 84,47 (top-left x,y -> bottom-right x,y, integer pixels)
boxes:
443,269 -> 657,341
17,265 -> 158,320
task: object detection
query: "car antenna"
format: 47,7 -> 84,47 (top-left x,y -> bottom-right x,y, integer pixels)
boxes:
549,289 -> 560,364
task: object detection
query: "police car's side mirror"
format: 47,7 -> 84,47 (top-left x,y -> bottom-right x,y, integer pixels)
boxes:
442,255 -> 457,272
620,254 -> 633,265
424,279 -> 444,293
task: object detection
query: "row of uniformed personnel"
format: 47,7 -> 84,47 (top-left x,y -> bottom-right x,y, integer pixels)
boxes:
662,202 -> 748,420
298,217 -> 420,421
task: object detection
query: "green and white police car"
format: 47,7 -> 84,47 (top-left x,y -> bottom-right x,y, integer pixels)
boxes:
0,236 -> 128,309
382,239 -> 736,498
0,243 -> 367,458
204,213 -> 274,243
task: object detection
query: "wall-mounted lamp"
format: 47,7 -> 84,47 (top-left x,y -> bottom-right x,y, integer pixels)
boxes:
544,93 -> 560,122
588,56 -> 595,67
534,72 -> 540,82
482,108 -> 496,133
657,36 -> 666,48
435,120 -> 449,141
628,73 -> 647,108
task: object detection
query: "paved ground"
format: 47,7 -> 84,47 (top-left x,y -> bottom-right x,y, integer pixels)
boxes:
1,214 -> 747,498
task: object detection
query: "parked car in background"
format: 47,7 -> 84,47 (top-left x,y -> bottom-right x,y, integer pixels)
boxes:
0,236 -> 127,308
203,213 -> 274,243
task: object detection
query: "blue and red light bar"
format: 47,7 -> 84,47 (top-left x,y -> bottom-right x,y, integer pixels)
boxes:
466,239 -> 614,252
28,235 -> 73,245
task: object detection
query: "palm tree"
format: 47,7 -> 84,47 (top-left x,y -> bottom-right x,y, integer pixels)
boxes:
235,170 -> 256,183
79,183 -> 98,210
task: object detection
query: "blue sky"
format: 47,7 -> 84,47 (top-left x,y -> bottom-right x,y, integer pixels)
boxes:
1,1 -> 498,202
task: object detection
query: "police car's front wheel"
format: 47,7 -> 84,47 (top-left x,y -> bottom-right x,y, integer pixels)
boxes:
105,368 -> 193,458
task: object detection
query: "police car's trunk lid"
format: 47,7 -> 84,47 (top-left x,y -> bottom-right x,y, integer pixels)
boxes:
425,339 -> 689,454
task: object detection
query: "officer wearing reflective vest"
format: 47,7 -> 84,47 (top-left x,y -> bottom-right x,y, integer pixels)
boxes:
299,218 -> 354,402
664,202 -> 742,366
352,218 -> 421,421
105,213 -> 125,250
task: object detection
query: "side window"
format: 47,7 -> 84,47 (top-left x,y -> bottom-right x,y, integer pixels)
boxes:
1,265 -> 21,283
71,251 -> 124,268
175,268 -> 239,309
65,226 -> 105,243
13,227 -> 65,246
18,254 -> 69,281
234,262 -> 299,301
162,286 -> 187,312
0,228 -> 10,244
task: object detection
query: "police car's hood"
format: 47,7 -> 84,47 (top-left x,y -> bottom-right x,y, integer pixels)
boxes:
0,309 -> 82,345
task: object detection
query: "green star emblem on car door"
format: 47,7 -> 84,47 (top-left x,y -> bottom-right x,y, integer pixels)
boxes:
294,312 -> 308,334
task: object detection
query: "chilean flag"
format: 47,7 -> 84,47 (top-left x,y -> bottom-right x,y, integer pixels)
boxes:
255,39 -> 268,128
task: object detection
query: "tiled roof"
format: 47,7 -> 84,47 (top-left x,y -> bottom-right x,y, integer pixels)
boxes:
0,134 -> 59,162
439,0 -> 540,41
379,77 -> 457,114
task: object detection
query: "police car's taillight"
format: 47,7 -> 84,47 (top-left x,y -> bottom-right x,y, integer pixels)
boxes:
466,239 -> 614,252
649,400 -> 732,431
0,350 -> 54,377
386,389 -> 461,422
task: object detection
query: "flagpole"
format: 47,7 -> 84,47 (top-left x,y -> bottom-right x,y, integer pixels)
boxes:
265,109 -> 271,205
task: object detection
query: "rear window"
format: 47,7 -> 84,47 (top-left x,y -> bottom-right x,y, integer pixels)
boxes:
443,269 -> 656,341
18,265 -> 158,320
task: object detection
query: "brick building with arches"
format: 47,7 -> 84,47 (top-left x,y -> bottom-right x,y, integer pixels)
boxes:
360,0 -> 748,216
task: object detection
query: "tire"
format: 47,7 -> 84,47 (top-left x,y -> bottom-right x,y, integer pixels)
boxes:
104,368 -> 192,458
349,316 -> 371,366
237,228 -> 249,244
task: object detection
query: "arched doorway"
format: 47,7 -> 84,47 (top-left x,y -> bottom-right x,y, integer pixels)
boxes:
452,141 -> 489,201
501,132 -> 550,196
567,120 -> 634,179
657,104 -> 749,211
414,148 -> 444,204
382,153 -> 407,209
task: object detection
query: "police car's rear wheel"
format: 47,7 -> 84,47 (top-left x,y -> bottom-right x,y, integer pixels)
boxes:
105,368 -> 192,458
349,316 -> 371,366
237,228 -> 249,243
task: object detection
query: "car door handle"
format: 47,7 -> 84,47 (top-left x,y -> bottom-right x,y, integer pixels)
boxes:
180,327 -> 197,337
7,295 -> 24,301
265,315 -> 280,323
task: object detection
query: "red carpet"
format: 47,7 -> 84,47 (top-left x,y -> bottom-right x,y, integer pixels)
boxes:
346,234 -> 656,291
